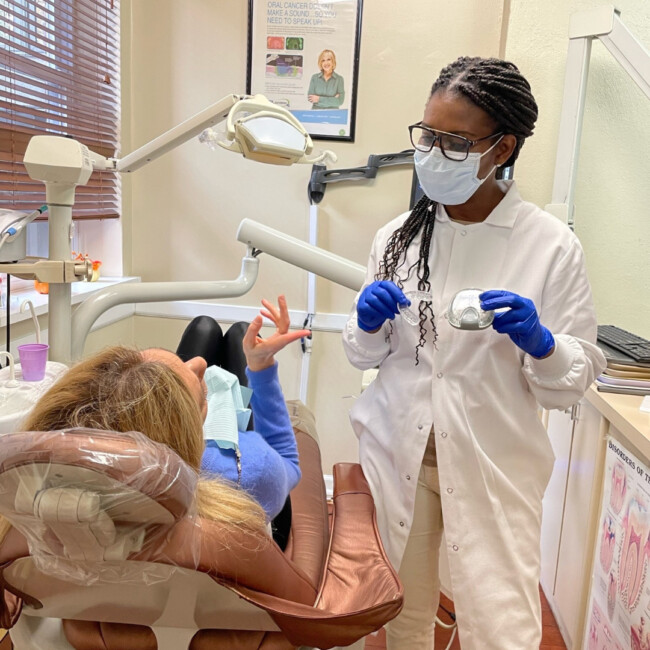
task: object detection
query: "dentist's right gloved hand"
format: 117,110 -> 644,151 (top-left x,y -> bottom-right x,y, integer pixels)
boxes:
480,289 -> 555,358
357,281 -> 410,333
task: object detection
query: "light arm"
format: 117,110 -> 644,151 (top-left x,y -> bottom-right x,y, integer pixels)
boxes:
113,94 -> 240,173
236,218 -> 365,291
110,93 -> 334,171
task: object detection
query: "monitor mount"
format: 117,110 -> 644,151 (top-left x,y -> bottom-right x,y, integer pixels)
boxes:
307,150 -> 414,204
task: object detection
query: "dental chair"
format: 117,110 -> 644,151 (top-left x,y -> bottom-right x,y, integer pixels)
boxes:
0,402 -> 402,650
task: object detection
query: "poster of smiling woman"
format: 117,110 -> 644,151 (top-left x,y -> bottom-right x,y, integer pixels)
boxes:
247,0 -> 363,141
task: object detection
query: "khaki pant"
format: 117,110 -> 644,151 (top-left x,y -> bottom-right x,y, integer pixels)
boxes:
386,465 -> 444,650
286,399 -> 319,443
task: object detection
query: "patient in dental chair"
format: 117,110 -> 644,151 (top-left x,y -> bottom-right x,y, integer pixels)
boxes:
173,296 -> 309,527
19,295 -> 310,543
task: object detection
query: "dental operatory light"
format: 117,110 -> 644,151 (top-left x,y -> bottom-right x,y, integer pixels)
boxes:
202,94 -> 336,166
22,94 -> 334,199
7,92 -> 338,365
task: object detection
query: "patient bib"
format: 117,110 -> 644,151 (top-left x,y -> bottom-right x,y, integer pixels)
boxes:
202,365 -> 253,450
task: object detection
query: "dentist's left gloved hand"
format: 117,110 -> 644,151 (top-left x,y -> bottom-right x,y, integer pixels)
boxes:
480,290 -> 555,359
357,281 -> 410,333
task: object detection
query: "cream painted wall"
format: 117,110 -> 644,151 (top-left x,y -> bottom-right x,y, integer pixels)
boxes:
504,0 -> 650,337
1,314 -> 133,357
122,0 -> 506,470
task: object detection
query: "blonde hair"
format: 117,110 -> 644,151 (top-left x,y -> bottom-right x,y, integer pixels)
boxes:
318,49 -> 336,72
22,345 -> 267,535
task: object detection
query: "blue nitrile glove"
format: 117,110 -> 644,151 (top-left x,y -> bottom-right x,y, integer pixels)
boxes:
357,281 -> 410,332
480,290 -> 555,358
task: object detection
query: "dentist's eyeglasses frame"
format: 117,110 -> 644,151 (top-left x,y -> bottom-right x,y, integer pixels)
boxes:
408,123 -> 502,162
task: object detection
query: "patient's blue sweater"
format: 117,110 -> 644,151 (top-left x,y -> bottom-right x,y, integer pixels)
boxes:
200,362 -> 301,520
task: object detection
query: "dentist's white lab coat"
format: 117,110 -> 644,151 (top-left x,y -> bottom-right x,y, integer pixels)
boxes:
342,181 -> 606,650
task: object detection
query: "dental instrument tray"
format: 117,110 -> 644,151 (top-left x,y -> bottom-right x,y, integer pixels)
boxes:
597,325 -> 650,364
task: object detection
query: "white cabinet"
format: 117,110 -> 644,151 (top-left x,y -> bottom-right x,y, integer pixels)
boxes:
540,390 -> 650,650
540,408 -> 574,599
553,399 -> 602,647
540,399 -> 604,648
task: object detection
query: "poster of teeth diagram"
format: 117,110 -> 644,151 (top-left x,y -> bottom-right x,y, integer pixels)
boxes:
586,438 -> 650,650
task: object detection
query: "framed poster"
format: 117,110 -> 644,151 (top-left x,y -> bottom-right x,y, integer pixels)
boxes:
247,0 -> 363,141
583,437 -> 650,649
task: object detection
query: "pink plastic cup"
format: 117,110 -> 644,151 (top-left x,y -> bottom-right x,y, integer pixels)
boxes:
18,343 -> 49,381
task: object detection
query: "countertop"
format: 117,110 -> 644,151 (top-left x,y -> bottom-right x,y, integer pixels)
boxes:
586,385 -> 650,458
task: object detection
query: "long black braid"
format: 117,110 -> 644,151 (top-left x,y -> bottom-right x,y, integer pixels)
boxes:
377,194 -> 436,365
376,57 -> 538,363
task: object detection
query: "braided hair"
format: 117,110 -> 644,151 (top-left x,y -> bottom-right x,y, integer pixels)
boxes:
376,57 -> 538,364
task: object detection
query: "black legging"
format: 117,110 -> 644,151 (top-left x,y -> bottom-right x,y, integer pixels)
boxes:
176,316 -> 247,384
176,316 -> 292,550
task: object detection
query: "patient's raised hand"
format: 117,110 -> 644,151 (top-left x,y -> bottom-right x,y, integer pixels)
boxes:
243,295 -> 311,372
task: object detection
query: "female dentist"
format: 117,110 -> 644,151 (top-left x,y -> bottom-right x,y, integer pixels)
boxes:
342,56 -> 606,649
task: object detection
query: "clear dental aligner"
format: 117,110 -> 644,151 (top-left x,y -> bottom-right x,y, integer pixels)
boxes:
447,288 -> 495,330
398,291 -> 433,326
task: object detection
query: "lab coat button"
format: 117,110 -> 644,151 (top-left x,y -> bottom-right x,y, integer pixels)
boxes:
436,372 -> 443,378
406,474 -> 411,480
447,488 -> 453,494
399,521 -> 405,527
440,431 -> 448,438
461,230 -> 467,236
418,424 -> 423,430
452,544 -> 459,551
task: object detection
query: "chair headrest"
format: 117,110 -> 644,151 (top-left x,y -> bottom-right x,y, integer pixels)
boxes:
0,428 -> 200,585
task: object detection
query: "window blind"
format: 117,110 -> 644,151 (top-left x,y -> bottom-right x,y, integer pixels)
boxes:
0,0 -> 120,220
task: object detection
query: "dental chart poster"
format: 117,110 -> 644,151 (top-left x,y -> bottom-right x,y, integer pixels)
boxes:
585,437 -> 650,650
247,0 -> 362,141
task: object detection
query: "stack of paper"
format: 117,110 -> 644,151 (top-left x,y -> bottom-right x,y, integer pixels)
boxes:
596,342 -> 650,396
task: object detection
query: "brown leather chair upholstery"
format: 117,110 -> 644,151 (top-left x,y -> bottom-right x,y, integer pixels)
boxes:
0,403 -> 402,650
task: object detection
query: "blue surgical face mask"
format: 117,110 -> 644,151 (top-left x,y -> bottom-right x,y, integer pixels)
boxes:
414,137 -> 503,205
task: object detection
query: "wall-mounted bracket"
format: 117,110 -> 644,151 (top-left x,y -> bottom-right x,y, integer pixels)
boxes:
307,150 -> 414,204
0,258 -> 93,283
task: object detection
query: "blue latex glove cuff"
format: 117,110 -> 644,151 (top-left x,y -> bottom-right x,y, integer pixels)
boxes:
535,328 -> 555,359
358,316 -> 382,333
516,321 -> 555,358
